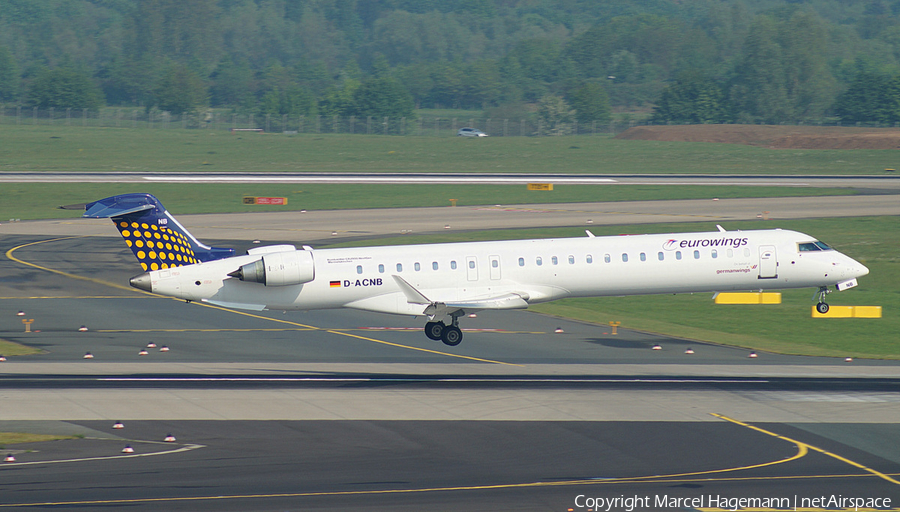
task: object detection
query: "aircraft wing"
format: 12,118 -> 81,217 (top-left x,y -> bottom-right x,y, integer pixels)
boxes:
392,275 -> 529,317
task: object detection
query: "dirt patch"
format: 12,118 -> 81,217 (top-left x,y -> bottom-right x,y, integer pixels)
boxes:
616,124 -> 900,150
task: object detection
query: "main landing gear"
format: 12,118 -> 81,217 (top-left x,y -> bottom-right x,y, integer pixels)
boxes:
814,286 -> 831,314
424,312 -> 464,346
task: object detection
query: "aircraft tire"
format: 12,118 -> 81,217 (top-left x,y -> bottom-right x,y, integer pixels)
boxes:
816,302 -> 829,314
424,321 -> 444,341
441,326 -> 463,346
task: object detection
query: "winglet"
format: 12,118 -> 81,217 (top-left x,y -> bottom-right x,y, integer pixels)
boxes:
585,230 -> 595,238
392,275 -> 432,305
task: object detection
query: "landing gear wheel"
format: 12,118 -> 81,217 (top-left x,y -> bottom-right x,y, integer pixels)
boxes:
816,302 -> 830,314
441,325 -> 463,346
424,321 -> 444,341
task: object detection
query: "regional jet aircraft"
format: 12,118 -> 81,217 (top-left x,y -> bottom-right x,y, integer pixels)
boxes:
84,193 -> 869,346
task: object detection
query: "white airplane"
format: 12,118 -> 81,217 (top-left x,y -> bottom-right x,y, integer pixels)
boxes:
84,193 -> 869,346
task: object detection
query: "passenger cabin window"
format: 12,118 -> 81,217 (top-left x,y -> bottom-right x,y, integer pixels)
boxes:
640,252 -> 646,262
711,249 -> 717,259
396,263 -> 403,272
727,249 -> 734,258
536,256 -> 543,266
743,248 -> 751,257
432,262 -> 439,270
676,251 -> 682,260
694,250 -> 700,259
622,253 -> 628,262
451,260 -> 457,270
468,260 -> 476,269
492,259 -> 499,268
568,255 -> 575,264
604,254 -> 611,263
414,262 -> 421,271
378,264 -> 385,273
586,255 -> 593,263
551,256 -> 558,265
518,257 -> 525,267
658,252 -> 664,261
356,265 -> 363,274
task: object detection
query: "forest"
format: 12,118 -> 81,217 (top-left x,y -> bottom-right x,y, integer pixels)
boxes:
2,0 -> 900,126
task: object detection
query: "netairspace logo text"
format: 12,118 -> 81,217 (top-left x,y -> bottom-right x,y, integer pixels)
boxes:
573,494 -> 892,511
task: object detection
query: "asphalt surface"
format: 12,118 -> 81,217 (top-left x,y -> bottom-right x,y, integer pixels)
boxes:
1,203 -> 899,511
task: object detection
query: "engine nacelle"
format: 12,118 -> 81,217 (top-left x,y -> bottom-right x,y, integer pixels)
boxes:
228,250 -> 315,286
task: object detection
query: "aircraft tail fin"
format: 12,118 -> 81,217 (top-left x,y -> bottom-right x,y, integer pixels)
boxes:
83,193 -> 234,271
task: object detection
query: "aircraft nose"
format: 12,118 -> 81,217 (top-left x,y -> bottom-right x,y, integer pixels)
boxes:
130,272 -> 153,292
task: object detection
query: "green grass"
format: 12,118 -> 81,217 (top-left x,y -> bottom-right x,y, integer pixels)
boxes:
0,432 -> 78,448
325,216 -> 899,359
0,182 -> 853,220
1,124 -> 898,174
0,338 -> 42,356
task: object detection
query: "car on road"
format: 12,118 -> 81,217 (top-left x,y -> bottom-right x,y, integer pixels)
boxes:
457,127 -> 488,137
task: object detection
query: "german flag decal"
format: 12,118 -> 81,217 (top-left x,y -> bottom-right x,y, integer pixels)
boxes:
330,281 -> 341,288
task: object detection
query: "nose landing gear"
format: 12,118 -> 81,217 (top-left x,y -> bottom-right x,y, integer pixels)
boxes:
814,286 -> 831,314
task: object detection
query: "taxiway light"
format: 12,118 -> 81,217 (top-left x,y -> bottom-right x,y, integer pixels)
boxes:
748,352 -> 758,358
113,421 -> 124,429
554,327 -> 564,333
122,445 -> 134,453
147,342 -> 157,348
685,348 -> 694,354
83,352 -> 94,359
468,313 -> 477,318
138,349 -> 148,356
78,325 -> 88,332
845,357 -> 853,362
652,344 -> 662,350
159,346 -> 170,352
16,311 -> 24,316
164,434 -> 176,442
4,454 -> 15,462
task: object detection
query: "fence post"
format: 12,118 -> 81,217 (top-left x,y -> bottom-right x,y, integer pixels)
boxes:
401,117 -> 406,135
504,119 -> 508,137
435,117 -> 439,136
33,107 -> 37,125
66,108 -> 71,126
520,119 -> 524,136
452,117 -> 457,133
350,115 -> 355,134
316,115 -> 320,134
367,116 -> 371,135
592,120 -> 596,135
333,115 -> 338,133
383,116 -> 388,135
486,118 -> 491,135
573,120 -> 578,135
537,119 -> 542,136
16,106 -> 21,125
49,107 -> 54,125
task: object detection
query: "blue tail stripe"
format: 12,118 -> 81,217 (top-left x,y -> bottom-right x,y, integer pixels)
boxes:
84,194 -> 234,270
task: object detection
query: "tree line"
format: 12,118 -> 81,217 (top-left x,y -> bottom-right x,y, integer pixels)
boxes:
1,0 -> 900,126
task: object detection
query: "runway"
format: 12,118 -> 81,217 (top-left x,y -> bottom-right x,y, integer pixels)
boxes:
1,203 -> 899,510
2,171 -> 900,190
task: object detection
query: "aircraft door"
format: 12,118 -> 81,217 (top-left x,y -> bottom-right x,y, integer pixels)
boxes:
466,256 -> 478,281
489,255 -> 501,280
758,245 -> 777,279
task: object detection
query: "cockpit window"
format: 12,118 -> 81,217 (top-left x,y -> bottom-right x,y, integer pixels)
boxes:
798,241 -> 833,252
